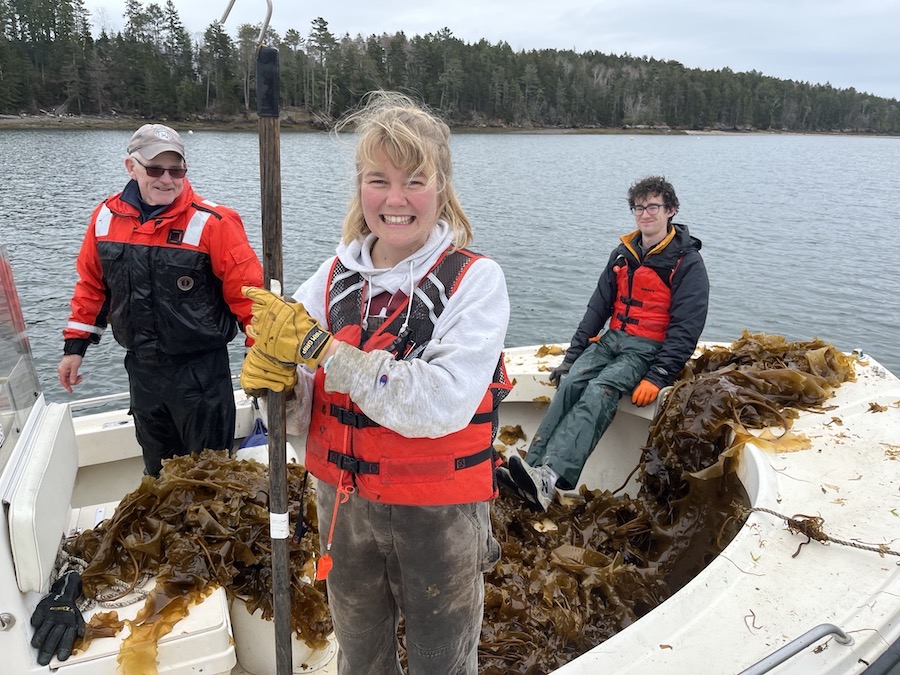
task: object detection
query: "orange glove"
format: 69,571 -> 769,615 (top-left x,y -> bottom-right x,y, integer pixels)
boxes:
631,379 -> 660,407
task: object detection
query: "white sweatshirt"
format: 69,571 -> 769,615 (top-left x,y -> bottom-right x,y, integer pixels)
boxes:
290,221 -> 509,439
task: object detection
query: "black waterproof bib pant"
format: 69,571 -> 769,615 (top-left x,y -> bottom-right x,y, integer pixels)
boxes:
124,346 -> 235,476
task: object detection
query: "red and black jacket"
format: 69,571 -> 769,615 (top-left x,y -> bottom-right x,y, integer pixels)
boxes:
565,223 -> 709,388
63,179 -> 262,359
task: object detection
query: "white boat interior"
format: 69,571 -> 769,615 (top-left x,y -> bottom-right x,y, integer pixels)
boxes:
499,344 -> 900,675
2,255 -> 899,673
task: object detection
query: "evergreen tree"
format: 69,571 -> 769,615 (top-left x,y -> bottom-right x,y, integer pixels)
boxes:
307,17 -> 337,114
199,21 -> 238,113
0,12 -> 896,133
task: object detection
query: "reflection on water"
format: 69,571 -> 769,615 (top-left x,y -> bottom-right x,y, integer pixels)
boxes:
1,129 -> 898,402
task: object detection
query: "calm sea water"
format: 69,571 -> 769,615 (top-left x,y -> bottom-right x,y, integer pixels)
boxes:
1,128 -> 898,404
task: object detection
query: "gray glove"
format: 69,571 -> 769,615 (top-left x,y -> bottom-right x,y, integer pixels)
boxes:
30,571 -> 85,666
548,360 -> 573,385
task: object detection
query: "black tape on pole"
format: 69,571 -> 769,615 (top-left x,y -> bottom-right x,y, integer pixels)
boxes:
257,46 -> 280,118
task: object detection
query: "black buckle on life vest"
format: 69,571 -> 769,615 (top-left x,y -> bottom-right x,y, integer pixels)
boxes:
327,450 -> 381,475
330,404 -> 381,429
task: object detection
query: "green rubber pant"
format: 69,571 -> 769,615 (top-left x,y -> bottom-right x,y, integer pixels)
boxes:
525,330 -> 661,489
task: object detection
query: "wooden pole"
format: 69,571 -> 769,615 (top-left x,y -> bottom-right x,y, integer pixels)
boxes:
256,44 -> 292,675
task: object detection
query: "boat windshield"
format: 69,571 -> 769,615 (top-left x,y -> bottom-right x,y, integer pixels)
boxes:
0,245 -> 41,463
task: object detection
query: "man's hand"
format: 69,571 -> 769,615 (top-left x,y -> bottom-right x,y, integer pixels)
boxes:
631,379 -> 661,407
30,571 -> 85,666
243,287 -> 333,368
241,346 -> 298,396
57,355 -> 83,393
548,360 -> 573,386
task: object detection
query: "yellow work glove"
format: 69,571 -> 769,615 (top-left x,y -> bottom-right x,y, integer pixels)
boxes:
243,286 -> 333,368
631,379 -> 661,407
240,345 -> 298,396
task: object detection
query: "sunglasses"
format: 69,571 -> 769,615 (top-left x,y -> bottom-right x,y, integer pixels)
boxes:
132,156 -> 188,179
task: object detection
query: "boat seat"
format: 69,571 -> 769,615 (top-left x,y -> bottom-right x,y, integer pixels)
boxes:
6,402 -> 235,672
8,402 -> 78,594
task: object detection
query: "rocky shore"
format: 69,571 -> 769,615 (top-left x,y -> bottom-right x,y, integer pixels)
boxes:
0,110 -> 319,132
0,110 -> 688,135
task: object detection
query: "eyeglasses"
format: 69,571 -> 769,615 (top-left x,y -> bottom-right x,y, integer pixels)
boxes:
630,203 -> 665,215
132,156 -> 187,179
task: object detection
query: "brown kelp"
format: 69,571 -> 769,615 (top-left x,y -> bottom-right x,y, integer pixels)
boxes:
58,332 -> 856,674
62,451 -> 331,669
480,332 -> 856,674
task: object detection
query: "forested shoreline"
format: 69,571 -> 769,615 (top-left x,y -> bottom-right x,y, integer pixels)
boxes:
2,0 -> 898,134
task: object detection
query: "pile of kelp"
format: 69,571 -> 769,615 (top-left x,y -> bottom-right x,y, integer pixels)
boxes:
58,332 -> 856,674
479,331 -> 856,674
62,451 -> 331,670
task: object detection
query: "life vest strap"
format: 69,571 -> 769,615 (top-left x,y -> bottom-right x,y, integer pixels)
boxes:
330,404 -> 495,429
616,312 -> 640,325
327,450 -> 381,474
325,446 -> 495,475
330,404 -> 381,429
470,410 -> 496,425
453,446 -> 495,470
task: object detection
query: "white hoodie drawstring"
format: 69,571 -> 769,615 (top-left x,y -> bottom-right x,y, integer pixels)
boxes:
399,260 -> 414,334
361,275 -> 373,331
360,261 -> 415,334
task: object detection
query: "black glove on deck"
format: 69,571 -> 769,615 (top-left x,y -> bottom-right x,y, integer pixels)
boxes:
30,571 -> 85,666
549,360 -> 573,385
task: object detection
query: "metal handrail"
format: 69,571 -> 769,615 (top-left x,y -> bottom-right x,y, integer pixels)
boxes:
68,376 -> 242,412
738,623 -> 855,675
67,391 -> 131,410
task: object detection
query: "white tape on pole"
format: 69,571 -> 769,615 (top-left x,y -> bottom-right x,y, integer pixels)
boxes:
270,511 -> 289,539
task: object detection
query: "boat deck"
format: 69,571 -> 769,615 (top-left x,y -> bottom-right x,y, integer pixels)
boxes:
556,355 -> 900,674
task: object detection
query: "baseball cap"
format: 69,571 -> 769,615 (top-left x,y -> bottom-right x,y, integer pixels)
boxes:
127,123 -> 185,160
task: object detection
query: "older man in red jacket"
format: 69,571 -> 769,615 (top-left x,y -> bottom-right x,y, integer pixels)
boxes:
59,123 -> 263,476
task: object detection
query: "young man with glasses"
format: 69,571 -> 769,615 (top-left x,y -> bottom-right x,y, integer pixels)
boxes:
58,123 -> 263,476
499,175 -> 709,511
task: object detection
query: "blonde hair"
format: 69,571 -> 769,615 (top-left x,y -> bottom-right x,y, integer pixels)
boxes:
335,91 -> 473,248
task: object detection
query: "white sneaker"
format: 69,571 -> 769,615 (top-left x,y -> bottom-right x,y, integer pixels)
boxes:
507,454 -> 556,512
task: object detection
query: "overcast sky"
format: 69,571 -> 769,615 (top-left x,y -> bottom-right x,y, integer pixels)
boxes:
82,0 -> 899,100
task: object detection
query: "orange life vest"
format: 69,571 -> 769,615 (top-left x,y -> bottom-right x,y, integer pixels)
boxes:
609,261 -> 676,342
305,249 -> 511,506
